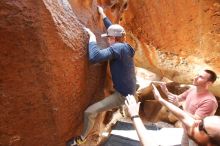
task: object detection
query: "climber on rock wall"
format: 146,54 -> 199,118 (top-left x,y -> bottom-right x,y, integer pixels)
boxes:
66,6 -> 136,146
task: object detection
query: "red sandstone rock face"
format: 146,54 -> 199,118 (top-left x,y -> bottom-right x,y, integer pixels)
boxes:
0,0 -> 129,145
120,0 -> 220,97
0,0 -> 107,145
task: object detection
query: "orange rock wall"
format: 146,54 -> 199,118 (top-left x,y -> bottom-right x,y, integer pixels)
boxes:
0,0 -> 107,145
120,0 -> 220,97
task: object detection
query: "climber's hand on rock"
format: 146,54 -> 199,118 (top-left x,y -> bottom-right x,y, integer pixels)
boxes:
84,27 -> 94,36
84,27 -> 91,34
97,6 -> 106,18
84,27 -> 96,42
97,6 -> 104,14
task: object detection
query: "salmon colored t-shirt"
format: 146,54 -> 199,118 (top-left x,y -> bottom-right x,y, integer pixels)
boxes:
180,87 -> 218,118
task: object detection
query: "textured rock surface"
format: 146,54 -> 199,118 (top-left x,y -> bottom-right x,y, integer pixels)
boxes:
0,0 -> 107,145
120,0 -> 220,97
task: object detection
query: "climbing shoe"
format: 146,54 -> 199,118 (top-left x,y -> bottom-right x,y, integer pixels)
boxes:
66,136 -> 86,146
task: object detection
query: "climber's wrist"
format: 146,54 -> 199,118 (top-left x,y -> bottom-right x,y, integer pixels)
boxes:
101,13 -> 106,19
131,115 -> 140,120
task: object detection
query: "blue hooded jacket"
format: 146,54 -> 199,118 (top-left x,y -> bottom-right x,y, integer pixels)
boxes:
88,17 -> 136,96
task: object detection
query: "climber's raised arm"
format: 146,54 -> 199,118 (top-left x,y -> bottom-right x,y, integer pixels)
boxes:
97,6 -> 112,29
